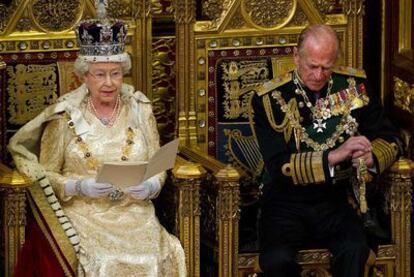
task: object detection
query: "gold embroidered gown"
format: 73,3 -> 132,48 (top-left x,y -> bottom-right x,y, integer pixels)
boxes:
38,94 -> 186,276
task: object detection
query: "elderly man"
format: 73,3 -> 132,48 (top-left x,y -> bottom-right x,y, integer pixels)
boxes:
252,24 -> 401,276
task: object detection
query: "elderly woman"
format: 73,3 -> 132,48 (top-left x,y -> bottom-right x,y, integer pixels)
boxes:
8,2 -> 185,276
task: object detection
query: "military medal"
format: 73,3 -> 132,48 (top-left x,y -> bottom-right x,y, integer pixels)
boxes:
313,119 -> 326,133
293,70 -> 333,133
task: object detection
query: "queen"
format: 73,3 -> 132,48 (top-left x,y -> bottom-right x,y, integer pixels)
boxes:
8,1 -> 186,276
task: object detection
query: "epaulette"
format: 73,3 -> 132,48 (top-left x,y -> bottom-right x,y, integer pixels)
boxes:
256,72 -> 292,96
333,65 -> 366,79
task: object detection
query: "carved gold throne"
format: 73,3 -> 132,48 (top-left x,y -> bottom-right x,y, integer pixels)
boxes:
0,1 -> 202,276
174,0 -> 414,276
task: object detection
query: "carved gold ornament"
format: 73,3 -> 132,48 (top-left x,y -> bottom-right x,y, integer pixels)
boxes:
29,0 -> 84,32
107,0 -> 133,18
393,76 -> 414,114
203,0 -> 225,20
0,1 -> 19,33
152,38 -> 177,142
241,0 -> 297,30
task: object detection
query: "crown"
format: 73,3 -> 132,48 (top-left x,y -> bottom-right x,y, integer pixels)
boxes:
75,0 -> 128,62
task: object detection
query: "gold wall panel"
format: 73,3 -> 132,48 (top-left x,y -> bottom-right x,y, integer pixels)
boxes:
29,0 -> 84,32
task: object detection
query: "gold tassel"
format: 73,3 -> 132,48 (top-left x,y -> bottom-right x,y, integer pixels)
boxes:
356,158 -> 372,214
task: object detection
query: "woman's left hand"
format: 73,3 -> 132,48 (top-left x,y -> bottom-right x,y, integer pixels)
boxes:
127,176 -> 161,200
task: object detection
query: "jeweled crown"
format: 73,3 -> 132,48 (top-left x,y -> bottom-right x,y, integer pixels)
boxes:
75,0 -> 128,62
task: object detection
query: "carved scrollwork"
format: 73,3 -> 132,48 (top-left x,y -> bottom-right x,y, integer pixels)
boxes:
296,249 -> 332,264
241,0 -> 296,30
217,183 -> 240,220
202,0 -> 224,20
288,5 -> 308,27
228,9 -> 246,29
30,0 -> 83,32
238,254 -> 257,267
311,0 -> 341,14
15,18 -> 32,32
152,38 -> 177,143
132,0 -> 144,18
4,191 -> 27,227
0,1 -> 18,33
152,0 -> 174,16
175,0 -> 196,24
376,245 -> 396,258
389,174 -> 412,212
342,0 -> 364,16
393,76 -> 414,115
196,0 -> 233,30
107,0 -> 133,18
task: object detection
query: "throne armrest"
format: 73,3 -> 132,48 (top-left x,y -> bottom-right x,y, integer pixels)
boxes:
180,146 -> 241,276
0,163 -> 31,277
386,158 -> 414,277
179,145 -> 230,173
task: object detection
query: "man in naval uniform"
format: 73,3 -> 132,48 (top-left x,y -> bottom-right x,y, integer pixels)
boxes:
252,24 -> 401,277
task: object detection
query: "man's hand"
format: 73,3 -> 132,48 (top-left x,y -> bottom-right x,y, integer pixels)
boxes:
328,136 -> 372,166
351,150 -> 374,168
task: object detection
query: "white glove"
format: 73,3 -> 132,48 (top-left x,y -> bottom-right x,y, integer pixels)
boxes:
127,176 -> 162,200
65,178 -> 113,198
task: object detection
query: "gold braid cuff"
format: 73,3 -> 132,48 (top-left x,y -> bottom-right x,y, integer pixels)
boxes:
372,138 -> 399,173
283,151 -> 325,185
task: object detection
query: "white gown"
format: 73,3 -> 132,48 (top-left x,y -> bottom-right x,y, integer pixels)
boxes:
38,96 -> 186,276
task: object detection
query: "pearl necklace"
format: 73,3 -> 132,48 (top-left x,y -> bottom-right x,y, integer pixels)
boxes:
87,94 -> 121,127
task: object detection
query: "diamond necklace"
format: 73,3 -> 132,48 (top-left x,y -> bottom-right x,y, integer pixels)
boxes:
87,94 -> 121,127
293,70 -> 333,121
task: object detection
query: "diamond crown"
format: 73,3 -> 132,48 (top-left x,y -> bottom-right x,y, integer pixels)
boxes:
75,0 -> 128,58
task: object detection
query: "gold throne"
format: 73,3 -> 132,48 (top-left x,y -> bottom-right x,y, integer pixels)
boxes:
173,0 -> 413,276
0,1 -> 202,276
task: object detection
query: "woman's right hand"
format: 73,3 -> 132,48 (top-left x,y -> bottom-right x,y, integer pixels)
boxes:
65,178 -> 113,198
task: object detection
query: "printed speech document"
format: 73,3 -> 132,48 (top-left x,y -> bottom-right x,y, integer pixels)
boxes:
96,138 -> 180,189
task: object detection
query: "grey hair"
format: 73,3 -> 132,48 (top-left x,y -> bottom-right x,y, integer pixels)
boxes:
73,54 -> 132,78
297,24 -> 340,58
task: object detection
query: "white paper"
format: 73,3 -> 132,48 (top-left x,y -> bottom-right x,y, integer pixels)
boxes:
96,138 -> 180,189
